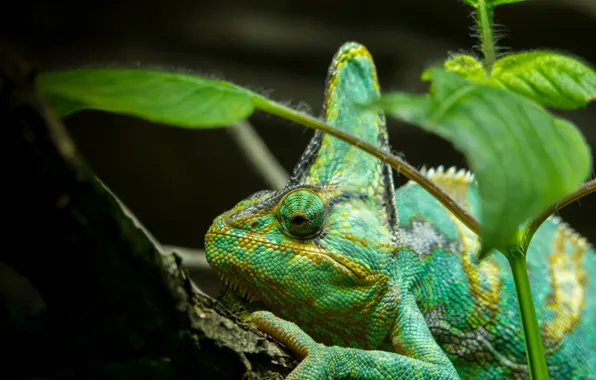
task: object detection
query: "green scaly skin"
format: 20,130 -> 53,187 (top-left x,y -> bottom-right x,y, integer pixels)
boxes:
205,42 -> 596,379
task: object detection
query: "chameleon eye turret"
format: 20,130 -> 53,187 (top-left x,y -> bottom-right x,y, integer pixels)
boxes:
276,189 -> 327,238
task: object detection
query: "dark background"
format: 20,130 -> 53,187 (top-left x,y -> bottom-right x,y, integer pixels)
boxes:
2,0 -> 595,296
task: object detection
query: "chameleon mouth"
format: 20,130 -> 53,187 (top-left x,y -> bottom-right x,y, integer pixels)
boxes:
218,272 -> 263,302
206,230 -> 371,281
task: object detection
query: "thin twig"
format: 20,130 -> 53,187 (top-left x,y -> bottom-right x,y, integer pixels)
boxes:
228,119 -> 289,190
253,97 -> 482,236
524,178 -> 596,246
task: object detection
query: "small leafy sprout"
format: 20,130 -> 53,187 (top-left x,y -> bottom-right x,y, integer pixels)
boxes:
444,52 -> 596,110
276,189 -> 327,238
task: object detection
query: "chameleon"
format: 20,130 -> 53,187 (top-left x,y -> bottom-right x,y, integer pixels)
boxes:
204,42 -> 596,379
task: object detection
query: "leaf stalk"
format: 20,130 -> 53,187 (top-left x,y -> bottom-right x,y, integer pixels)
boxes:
522,179 -> 596,250
508,254 -> 550,380
252,95 -> 481,235
477,0 -> 497,74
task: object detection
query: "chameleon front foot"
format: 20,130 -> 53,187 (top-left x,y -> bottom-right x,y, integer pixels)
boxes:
252,311 -> 330,380
252,311 -> 459,380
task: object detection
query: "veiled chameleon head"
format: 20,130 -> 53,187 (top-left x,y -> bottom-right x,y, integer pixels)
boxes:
205,42 -> 400,347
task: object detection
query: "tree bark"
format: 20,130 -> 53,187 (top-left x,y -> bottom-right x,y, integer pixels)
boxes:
0,42 -> 296,380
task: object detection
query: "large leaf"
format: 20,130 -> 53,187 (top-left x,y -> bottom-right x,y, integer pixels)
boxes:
445,52 -> 596,110
37,69 -> 256,127
44,94 -> 85,117
369,68 -> 591,257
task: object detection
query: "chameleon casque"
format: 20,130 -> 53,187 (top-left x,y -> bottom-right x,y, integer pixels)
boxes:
205,42 -> 596,379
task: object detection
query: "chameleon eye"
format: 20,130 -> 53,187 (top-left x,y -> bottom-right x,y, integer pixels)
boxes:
277,189 -> 326,238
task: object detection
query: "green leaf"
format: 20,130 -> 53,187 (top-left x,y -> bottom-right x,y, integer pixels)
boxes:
490,52 -> 596,110
369,68 -> 592,257
462,0 -> 524,7
37,69 -> 256,127
445,52 -> 596,110
443,55 -> 486,79
44,94 -> 85,117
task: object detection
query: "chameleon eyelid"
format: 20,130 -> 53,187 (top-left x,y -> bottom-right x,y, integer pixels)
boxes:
275,188 -> 328,239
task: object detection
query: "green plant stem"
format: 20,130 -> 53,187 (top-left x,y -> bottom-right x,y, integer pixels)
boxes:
522,179 -> 596,250
477,0 -> 496,74
252,95 -> 481,235
508,255 -> 549,380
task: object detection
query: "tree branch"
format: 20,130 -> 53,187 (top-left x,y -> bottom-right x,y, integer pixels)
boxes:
0,41 -> 296,380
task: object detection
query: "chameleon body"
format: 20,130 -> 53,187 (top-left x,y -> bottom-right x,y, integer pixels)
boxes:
205,42 -> 596,379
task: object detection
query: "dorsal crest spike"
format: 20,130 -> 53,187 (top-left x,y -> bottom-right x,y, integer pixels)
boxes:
415,165 -> 476,186
409,166 -> 476,212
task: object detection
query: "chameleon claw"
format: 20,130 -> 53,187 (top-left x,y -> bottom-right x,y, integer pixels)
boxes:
252,311 -> 321,359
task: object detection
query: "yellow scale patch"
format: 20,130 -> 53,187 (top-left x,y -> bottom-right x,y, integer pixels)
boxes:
542,223 -> 589,346
344,233 -> 370,248
424,166 -> 590,351
422,166 -> 502,318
